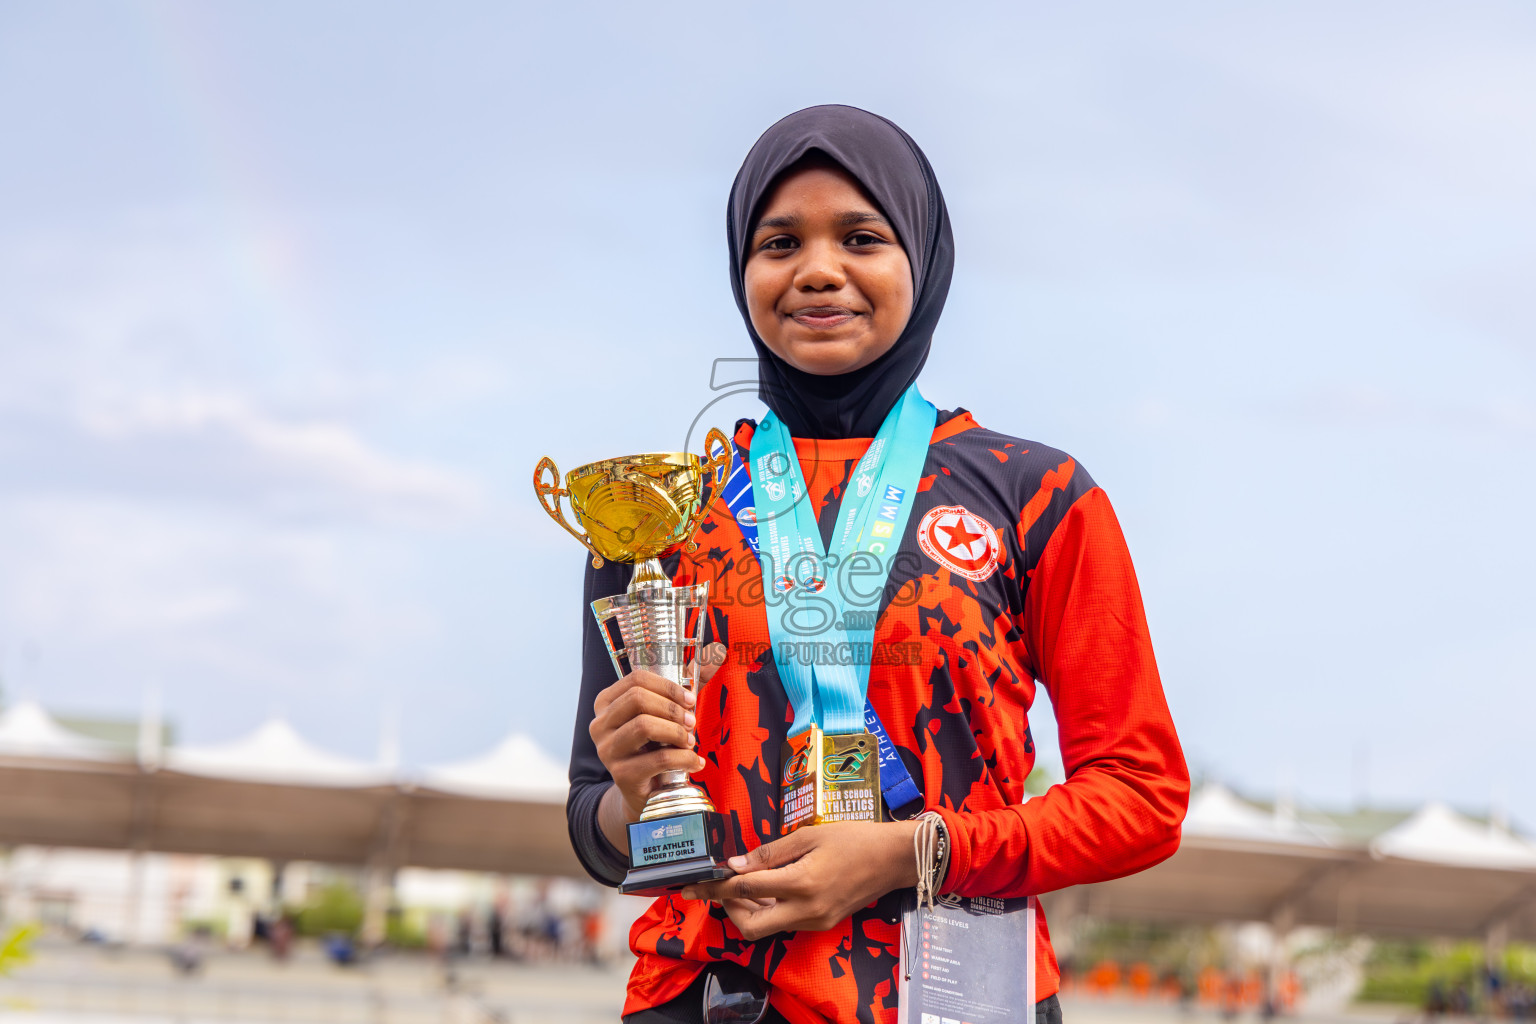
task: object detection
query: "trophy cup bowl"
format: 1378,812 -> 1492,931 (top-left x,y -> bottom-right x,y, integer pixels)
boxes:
534,428 -> 740,896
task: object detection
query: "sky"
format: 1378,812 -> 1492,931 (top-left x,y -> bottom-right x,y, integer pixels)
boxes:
0,2 -> 1532,824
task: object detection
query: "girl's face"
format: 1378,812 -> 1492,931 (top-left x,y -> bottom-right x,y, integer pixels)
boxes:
744,164 -> 913,377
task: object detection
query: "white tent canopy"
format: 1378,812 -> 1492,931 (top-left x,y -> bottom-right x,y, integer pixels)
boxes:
1371,801 -> 1536,870
0,700 -> 122,762
1049,782 -> 1536,942
1183,782 -> 1337,847
5,719 -> 1536,935
163,718 -> 391,787
419,732 -> 568,802
0,714 -> 576,876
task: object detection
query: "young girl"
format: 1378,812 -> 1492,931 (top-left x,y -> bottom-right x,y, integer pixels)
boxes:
566,104 -> 1188,1024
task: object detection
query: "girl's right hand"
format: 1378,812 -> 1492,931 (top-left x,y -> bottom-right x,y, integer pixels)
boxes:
589,643 -> 724,822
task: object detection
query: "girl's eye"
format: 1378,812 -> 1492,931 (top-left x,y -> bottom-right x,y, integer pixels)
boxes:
847,232 -> 884,247
760,236 -> 798,252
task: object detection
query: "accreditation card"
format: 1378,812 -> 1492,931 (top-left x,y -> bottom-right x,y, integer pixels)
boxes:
897,894 -> 1037,1024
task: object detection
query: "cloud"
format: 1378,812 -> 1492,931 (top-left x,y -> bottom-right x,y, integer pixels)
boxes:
70,390 -> 479,520
0,389 -> 481,526
0,209 -> 481,524
0,493 -> 438,705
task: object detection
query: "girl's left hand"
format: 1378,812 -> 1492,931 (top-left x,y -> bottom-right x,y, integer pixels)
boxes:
681,820 -> 920,940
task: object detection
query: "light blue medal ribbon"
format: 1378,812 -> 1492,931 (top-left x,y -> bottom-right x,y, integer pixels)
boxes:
722,444 -> 922,812
750,385 -> 936,746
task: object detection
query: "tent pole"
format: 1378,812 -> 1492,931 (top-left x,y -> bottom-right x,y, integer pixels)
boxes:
123,850 -> 145,945
361,790 -> 408,948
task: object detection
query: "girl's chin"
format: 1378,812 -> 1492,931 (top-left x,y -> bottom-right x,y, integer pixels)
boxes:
780,336 -> 891,376
787,351 -> 866,376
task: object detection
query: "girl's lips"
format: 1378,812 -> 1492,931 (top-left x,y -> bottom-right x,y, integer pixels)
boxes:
788,306 -> 858,329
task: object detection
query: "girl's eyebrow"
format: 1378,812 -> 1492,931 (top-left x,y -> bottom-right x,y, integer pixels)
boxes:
754,210 -> 889,233
837,211 -> 888,227
755,213 -> 801,232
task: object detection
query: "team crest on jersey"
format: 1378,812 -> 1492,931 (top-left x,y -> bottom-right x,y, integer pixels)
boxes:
917,505 -> 1001,582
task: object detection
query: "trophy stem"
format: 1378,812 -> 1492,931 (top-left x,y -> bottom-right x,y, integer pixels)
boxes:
595,558 -> 720,824
640,769 -> 715,822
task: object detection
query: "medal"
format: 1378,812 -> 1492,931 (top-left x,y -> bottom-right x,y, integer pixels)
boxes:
751,385 -> 938,835
781,725 -> 882,831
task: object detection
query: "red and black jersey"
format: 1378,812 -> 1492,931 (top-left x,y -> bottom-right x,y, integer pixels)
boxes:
566,408 -> 1188,1024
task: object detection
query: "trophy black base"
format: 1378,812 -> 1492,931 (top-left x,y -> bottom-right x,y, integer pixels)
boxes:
620,809 -> 739,897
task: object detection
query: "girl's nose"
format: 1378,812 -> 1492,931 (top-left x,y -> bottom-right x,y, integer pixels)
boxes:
793,242 -> 847,292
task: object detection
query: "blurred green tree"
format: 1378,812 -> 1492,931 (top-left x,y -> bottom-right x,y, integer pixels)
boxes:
294,883 -> 364,938
1359,940 -> 1536,1006
1025,766 -> 1056,796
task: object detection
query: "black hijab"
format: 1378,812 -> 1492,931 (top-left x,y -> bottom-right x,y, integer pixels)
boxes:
727,105 -> 955,440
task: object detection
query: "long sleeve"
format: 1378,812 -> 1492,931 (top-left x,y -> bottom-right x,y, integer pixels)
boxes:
936,486 -> 1189,897
565,555 -> 634,887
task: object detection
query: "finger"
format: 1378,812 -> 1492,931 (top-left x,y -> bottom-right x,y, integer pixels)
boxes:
680,882 -> 715,902
726,831 -> 812,875
722,896 -> 803,942
677,891 -> 775,913
604,686 -> 696,735
592,676 -> 627,717
612,751 -> 706,811
602,718 -> 694,764
682,871 -> 750,903
726,896 -> 777,910
697,642 -> 727,687
721,897 -> 775,919
690,863 -> 808,905
607,714 -> 693,759
594,670 -> 696,718
627,668 -> 697,708
627,747 -> 707,788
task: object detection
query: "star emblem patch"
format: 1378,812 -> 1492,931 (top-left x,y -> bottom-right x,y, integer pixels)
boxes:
917,504 -> 1001,582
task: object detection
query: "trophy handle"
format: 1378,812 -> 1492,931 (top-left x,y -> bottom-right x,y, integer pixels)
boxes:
534,456 -> 604,568
683,427 -> 733,554
589,596 -> 630,679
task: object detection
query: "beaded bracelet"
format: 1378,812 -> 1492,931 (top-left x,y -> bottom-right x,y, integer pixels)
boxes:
913,810 -> 951,909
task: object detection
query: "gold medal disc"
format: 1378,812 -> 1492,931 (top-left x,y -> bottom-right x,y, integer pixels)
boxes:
780,726 -> 882,833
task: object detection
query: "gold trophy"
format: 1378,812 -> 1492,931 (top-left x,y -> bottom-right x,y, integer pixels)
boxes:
534,428 -> 739,896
